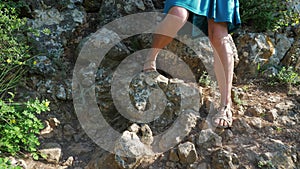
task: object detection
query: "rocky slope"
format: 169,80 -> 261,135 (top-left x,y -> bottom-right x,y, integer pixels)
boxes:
8,0 -> 300,168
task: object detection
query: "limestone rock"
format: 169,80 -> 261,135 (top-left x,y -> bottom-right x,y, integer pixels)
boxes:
140,124 -> 154,145
56,84 -> 67,100
256,138 -> 296,169
244,117 -> 264,129
197,129 -> 222,148
235,33 -> 275,79
271,34 -> 292,64
39,143 -> 62,164
232,118 -> 255,134
177,141 -> 198,164
211,149 -> 236,169
128,123 -> 140,133
62,156 -> 74,166
98,0 -> 155,27
275,100 -> 295,113
114,130 -> 156,168
32,55 -> 56,75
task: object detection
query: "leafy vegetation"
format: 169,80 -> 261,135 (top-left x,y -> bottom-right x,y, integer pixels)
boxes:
0,96 -> 50,155
0,157 -> 21,169
239,0 -> 300,32
257,160 -> 274,169
0,1 -> 32,97
0,1 -> 50,166
267,66 -> 300,86
198,71 -> 212,87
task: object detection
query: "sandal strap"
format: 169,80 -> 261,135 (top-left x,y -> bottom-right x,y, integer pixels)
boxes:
212,106 -> 233,128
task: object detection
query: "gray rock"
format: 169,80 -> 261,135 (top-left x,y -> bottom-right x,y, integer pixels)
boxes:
158,110 -> 199,152
98,0 -> 155,27
258,151 -> 295,169
277,115 -> 296,126
255,138 -> 296,169
140,124 -> 154,145
197,129 -> 222,148
211,149 -> 236,169
63,124 -> 76,140
271,34 -> 293,64
275,100 -> 295,113
8,157 -> 27,169
244,117 -> 264,129
128,123 -> 140,133
26,0 -> 87,60
62,156 -> 74,166
39,143 -> 62,164
56,84 -> 67,100
33,55 -> 56,75
235,33 -> 276,79
114,130 -> 156,168
177,141 -> 198,164
232,118 -> 255,134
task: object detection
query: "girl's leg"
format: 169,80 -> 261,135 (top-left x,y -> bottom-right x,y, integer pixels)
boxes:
143,6 -> 189,71
208,19 -> 235,127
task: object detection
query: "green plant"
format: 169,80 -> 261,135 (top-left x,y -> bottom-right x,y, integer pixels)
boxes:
239,0 -> 300,32
276,66 -> 300,85
275,126 -> 283,132
0,1 -> 33,97
266,66 -> 300,86
199,71 -> 212,87
0,157 -> 21,169
0,96 -> 50,155
257,160 -> 274,169
232,90 -> 246,106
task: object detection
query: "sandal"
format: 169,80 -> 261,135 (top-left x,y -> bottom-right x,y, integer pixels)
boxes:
142,67 -> 156,72
212,105 -> 232,128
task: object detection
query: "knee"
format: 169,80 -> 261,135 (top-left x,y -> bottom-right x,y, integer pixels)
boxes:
168,6 -> 189,24
208,22 -> 229,47
209,31 -> 228,47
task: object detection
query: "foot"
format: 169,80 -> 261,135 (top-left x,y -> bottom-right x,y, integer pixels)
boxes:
212,105 -> 232,128
143,60 -> 156,72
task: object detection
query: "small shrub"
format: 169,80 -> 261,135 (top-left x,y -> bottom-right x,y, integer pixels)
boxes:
198,71 -> 212,87
0,157 -> 21,169
0,97 -> 50,155
0,1 -> 33,97
257,160 -> 274,169
267,66 -> 299,85
276,67 -> 300,85
239,0 -> 300,32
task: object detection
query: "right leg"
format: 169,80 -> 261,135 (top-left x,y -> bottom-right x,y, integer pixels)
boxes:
143,6 -> 189,71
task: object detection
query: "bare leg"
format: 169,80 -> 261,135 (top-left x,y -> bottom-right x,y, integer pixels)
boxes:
143,7 -> 189,71
208,19 -> 235,127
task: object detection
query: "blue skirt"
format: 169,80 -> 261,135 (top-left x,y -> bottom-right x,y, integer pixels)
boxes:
163,0 -> 241,36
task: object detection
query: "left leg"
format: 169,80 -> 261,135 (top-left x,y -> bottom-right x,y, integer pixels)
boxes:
208,19 -> 235,127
